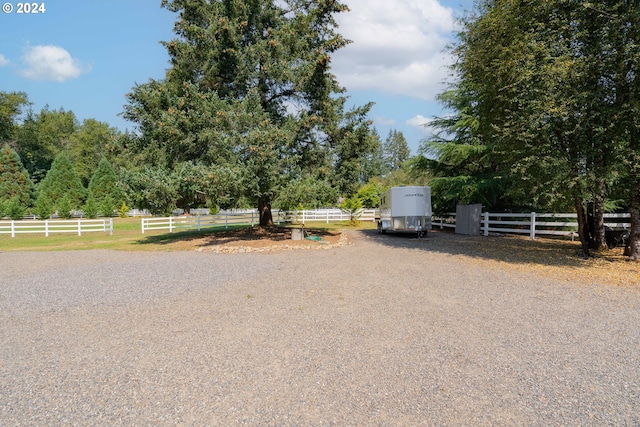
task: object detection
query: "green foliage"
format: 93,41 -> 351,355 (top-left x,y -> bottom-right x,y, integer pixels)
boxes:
274,176 -> 338,210
82,196 -> 99,219
68,119 -> 120,186
329,103 -> 379,197
17,106 -> 77,183
340,195 -> 364,226
383,129 -> 411,173
0,143 -> 35,208
119,202 -> 129,218
120,167 -> 178,215
5,197 -> 25,220
36,152 -> 86,214
88,158 -> 124,214
355,180 -> 385,208
0,91 -> 30,142
99,196 -> 117,217
122,0 -> 377,225
34,195 -> 53,220
436,0 -> 640,254
57,196 -> 73,219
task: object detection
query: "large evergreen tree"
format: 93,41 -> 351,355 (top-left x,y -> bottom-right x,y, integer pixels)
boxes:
123,0 -> 375,225
383,129 -> 410,172
36,152 -> 86,217
0,91 -> 29,142
16,106 -> 77,183
68,119 -> 120,186
0,143 -> 34,209
87,158 -> 125,217
431,0 -> 639,258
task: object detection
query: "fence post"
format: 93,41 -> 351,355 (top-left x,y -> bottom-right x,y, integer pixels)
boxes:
45,219 -> 49,237
530,212 -> 536,239
141,218 -> 145,234
484,212 -> 489,237
197,215 -> 201,231
251,212 -> 255,227
109,218 -> 113,236
169,217 -> 173,233
225,213 -> 228,229
11,220 -> 15,238
78,219 -> 82,236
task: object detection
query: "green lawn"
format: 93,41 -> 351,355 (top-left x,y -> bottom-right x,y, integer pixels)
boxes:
0,217 -> 375,252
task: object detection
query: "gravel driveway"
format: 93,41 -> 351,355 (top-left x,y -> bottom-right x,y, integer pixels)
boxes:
1,230 -> 639,426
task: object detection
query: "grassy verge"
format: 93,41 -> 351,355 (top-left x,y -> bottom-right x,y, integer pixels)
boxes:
0,217 -> 376,252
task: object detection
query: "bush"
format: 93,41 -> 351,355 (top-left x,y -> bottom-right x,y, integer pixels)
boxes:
340,196 -> 364,227
99,196 -> 116,217
83,196 -> 99,219
34,196 -> 53,220
119,202 -> 129,218
6,197 -> 25,220
57,197 -> 74,219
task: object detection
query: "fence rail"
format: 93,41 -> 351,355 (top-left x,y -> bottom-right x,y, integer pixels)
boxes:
276,209 -> 377,224
142,212 -> 259,233
0,218 -> 113,238
141,209 -> 378,233
434,212 -> 631,239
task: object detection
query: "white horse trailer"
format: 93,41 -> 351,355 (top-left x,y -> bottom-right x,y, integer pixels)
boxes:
378,186 -> 432,237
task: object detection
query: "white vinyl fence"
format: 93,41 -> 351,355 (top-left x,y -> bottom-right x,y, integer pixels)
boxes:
276,209 -> 377,224
434,212 -> 631,239
141,209 -> 378,233
0,218 -> 114,238
142,212 -> 258,233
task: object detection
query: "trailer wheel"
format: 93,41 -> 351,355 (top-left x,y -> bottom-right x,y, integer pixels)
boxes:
377,221 -> 384,234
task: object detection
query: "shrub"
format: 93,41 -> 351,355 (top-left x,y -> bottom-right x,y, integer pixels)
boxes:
83,196 -> 99,219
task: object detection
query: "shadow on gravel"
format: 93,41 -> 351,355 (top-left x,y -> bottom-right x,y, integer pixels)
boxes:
358,228 -> 629,269
135,225 -> 339,248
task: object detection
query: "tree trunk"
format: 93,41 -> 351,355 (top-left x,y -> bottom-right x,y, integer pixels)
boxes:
258,198 -> 273,227
592,178 -> 608,251
628,180 -> 640,261
575,196 -> 591,257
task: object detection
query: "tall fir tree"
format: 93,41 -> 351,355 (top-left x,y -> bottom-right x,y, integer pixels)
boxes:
36,152 -> 86,217
87,158 -> 125,217
123,0 -> 376,225
0,143 -> 35,209
383,129 -> 411,172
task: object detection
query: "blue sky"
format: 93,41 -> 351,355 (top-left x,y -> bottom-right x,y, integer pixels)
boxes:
0,0 -> 474,154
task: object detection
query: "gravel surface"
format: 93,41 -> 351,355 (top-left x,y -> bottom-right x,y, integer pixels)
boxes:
1,230 -> 639,426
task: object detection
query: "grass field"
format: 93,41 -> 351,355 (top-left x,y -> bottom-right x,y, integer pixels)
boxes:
0,217 -> 375,252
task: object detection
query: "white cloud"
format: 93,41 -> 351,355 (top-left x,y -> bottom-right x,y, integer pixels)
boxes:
407,114 -> 438,136
406,114 -> 431,128
332,0 -> 457,101
0,54 -> 9,66
20,45 -> 88,82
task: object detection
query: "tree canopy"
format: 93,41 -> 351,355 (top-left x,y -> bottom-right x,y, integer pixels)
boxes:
122,0 -> 376,225
417,0 -> 640,259
0,143 -> 34,211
